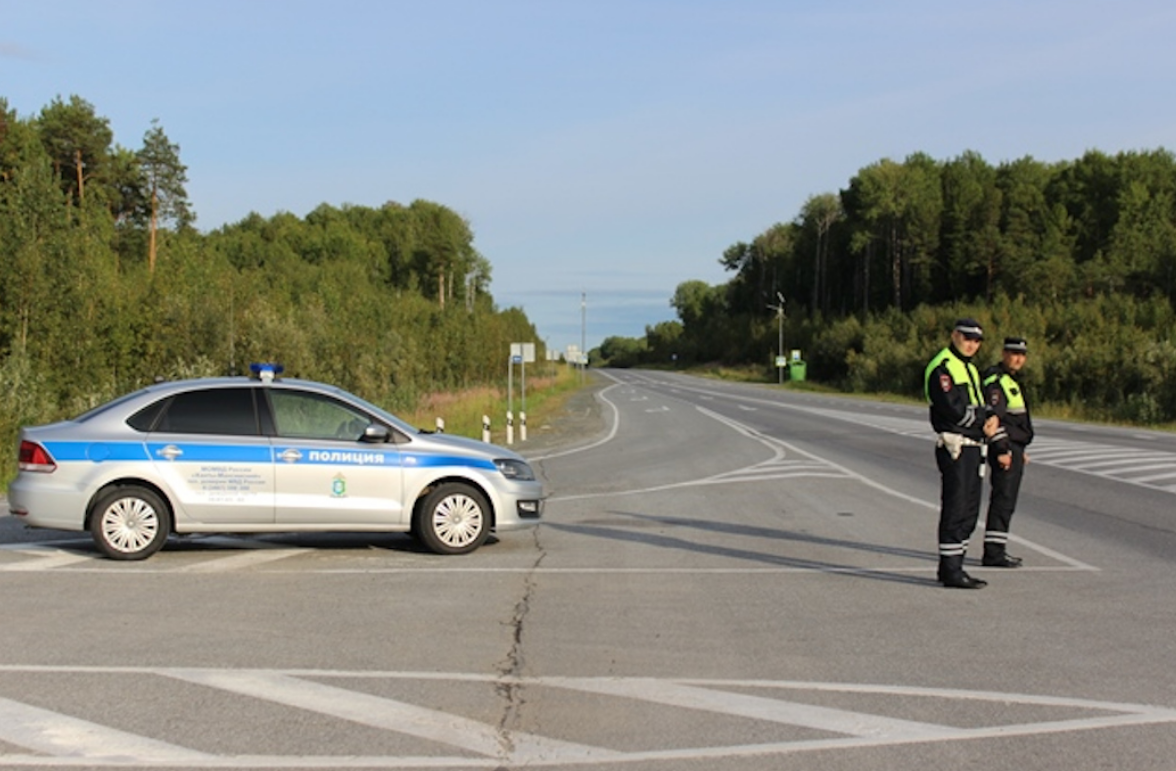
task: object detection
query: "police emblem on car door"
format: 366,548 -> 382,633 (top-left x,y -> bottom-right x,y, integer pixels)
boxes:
267,388 -> 405,525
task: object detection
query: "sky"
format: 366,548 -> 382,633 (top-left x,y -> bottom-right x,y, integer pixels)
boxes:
4,1 -> 1175,354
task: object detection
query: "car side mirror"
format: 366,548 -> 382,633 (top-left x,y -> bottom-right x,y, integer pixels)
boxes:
361,424 -> 391,443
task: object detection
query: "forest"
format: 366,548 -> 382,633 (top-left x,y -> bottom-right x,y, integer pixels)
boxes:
0,95 -> 543,482
597,149 -> 1176,426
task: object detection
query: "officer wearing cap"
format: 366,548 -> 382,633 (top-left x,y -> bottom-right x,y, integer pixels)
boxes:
981,336 -> 1034,567
924,318 -> 1001,588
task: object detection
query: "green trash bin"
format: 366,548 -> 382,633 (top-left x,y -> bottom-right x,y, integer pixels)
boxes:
789,360 -> 807,382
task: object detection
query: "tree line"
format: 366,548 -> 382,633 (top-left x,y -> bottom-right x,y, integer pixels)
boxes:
597,149 -> 1176,425
1,94 -> 542,481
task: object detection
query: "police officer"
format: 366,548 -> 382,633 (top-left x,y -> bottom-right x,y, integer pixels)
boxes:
981,336 -> 1034,567
925,318 -> 1000,589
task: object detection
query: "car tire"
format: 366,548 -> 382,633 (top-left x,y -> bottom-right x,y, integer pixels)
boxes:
89,486 -> 171,560
416,483 -> 490,555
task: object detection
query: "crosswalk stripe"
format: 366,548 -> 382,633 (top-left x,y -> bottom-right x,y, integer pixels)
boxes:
0,696 -> 212,762
1,549 -> 95,571
550,678 -> 960,739
162,669 -> 621,763
170,547 -> 305,573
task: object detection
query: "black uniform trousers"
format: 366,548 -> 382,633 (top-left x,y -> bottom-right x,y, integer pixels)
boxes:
935,443 -> 983,571
985,442 -> 1025,550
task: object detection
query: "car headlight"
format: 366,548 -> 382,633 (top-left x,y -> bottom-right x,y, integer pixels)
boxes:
494,458 -> 535,481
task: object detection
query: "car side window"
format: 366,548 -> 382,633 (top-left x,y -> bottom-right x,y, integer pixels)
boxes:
155,388 -> 260,435
269,390 -> 371,441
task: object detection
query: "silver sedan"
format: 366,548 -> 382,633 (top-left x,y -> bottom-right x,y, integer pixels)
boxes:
8,369 -> 545,559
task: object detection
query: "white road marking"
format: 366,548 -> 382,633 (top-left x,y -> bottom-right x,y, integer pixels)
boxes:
0,546 -> 95,570
527,384 -> 623,461
169,547 -> 305,573
632,376 -> 1176,496
1126,468 -> 1176,483
163,669 -> 620,764
1,667 -> 1174,767
548,405 -> 856,503
0,695 -> 212,763
551,678 -> 960,739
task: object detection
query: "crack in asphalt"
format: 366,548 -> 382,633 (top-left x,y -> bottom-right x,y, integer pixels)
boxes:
494,525 -> 546,762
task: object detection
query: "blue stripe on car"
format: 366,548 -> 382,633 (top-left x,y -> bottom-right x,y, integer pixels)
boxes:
42,441 -> 496,471
282,447 -> 496,470
146,444 -> 274,462
43,442 -> 150,462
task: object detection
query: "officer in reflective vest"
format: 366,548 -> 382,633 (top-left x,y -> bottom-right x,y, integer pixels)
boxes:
981,336 -> 1034,568
925,318 -> 1001,589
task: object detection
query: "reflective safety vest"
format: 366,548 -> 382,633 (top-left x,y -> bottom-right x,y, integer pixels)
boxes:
924,347 -> 982,406
984,370 -> 1027,413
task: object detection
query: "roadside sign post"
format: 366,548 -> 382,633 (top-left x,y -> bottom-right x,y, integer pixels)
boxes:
509,343 -> 536,445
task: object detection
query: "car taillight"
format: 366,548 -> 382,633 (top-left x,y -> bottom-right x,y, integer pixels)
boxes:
18,440 -> 56,473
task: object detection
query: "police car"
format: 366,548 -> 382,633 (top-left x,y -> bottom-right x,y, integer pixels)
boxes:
8,365 -> 545,559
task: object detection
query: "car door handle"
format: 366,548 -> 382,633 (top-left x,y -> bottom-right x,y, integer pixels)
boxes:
156,445 -> 183,461
278,448 -> 302,464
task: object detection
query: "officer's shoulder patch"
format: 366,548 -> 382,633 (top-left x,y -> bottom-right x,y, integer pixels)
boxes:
939,373 -> 952,392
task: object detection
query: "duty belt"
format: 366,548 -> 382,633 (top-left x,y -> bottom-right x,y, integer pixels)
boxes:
937,432 -> 988,477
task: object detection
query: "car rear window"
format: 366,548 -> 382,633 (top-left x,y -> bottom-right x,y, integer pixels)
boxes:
127,398 -> 169,432
76,389 -> 151,423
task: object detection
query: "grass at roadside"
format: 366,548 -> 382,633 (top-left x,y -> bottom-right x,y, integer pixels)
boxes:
401,364 -> 588,443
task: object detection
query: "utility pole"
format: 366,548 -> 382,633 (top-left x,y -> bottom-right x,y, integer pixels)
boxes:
768,292 -> 785,385
580,291 -> 587,384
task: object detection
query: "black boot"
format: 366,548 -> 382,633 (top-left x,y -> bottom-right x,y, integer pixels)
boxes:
938,555 -> 987,589
982,544 -> 1022,568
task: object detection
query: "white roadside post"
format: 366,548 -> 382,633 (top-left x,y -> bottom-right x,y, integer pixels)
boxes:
506,410 -> 514,446
435,417 -> 444,433
482,414 -> 491,443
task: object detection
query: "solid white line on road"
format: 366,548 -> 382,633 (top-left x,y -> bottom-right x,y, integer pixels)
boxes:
527,384 -> 622,461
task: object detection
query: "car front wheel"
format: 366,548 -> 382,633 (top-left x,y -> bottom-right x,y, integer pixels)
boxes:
89,486 -> 171,560
416,483 -> 490,555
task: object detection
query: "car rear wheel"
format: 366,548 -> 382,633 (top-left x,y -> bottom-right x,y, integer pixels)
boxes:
90,486 -> 170,560
416,483 -> 490,555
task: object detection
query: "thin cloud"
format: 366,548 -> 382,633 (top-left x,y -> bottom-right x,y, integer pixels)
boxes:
1,42 -> 39,60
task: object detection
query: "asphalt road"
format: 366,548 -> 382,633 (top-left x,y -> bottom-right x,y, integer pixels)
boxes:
1,368 -> 1174,770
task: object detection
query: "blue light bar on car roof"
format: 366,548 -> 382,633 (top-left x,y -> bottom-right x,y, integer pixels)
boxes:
249,363 -> 285,382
